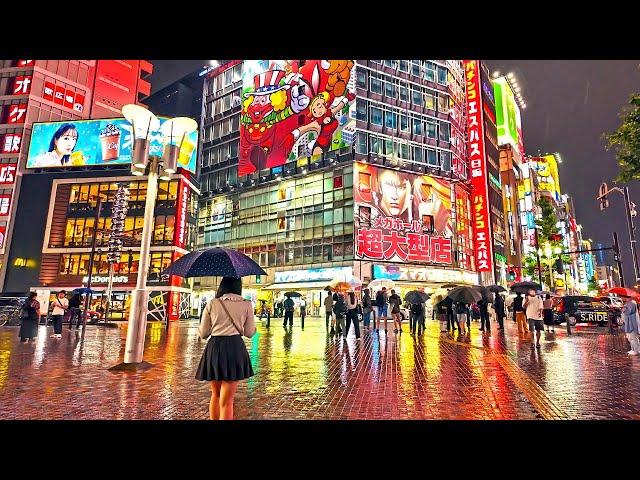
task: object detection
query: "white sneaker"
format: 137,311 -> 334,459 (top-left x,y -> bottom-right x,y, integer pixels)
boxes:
628,351 -> 638,356
55,334 -> 62,338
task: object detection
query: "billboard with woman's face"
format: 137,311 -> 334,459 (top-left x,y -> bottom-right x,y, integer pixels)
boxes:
354,163 -> 455,264
26,118 -> 198,173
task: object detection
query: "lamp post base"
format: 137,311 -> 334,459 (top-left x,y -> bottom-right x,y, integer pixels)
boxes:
108,361 -> 154,373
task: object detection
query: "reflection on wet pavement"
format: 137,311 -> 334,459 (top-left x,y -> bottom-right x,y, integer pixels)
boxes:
0,317 -> 639,419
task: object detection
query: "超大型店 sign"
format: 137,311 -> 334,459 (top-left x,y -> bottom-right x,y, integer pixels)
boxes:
373,264 -> 477,285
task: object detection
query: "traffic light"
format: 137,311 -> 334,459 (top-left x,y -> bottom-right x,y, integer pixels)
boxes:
599,182 -> 609,211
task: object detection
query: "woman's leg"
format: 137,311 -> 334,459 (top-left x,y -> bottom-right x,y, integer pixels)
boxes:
210,381 -> 222,420
219,381 -> 240,420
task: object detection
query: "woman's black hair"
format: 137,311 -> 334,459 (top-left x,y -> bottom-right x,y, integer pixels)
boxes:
28,292 -> 37,300
216,276 -> 242,298
48,123 -> 78,165
349,291 -> 355,303
545,293 -> 551,299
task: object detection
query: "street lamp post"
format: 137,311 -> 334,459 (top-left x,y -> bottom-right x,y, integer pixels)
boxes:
110,105 -> 197,370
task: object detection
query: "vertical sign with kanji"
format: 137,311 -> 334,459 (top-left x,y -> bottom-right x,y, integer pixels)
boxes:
12,75 -> 32,95
1,134 -> 21,154
7,104 -> 27,124
0,164 -> 17,185
463,60 -> 494,273
0,194 -> 12,216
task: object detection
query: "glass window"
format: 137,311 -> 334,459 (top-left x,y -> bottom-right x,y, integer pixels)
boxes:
424,93 -> 435,110
399,85 -> 408,102
397,142 -> 410,159
384,138 -> 394,157
427,149 -> 438,166
411,61 -> 421,77
439,122 -> 450,142
324,210 -> 333,225
412,117 -> 423,136
370,136 -> 382,155
384,81 -> 395,98
384,110 -> 396,129
437,93 -> 448,113
437,66 -> 448,85
399,60 -> 408,72
413,146 -> 424,163
424,62 -> 435,82
334,208 -> 343,224
370,106 -> 383,126
399,114 -> 409,132
356,69 -> 367,88
355,132 -> 367,154
370,77 -> 382,94
440,151 -> 452,171
383,60 -> 396,69
426,120 -> 437,139
356,101 -> 367,121
412,89 -> 422,105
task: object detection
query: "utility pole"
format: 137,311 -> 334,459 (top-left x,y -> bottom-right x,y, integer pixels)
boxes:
534,227 -> 543,288
82,197 -> 103,330
612,231 -> 625,287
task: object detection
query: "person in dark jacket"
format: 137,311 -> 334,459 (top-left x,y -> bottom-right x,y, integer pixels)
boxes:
456,302 -> 469,334
410,302 -> 426,336
513,292 -> 528,335
68,293 -> 82,330
19,292 -> 41,342
283,295 -> 294,328
478,299 -> 490,332
333,292 -> 347,335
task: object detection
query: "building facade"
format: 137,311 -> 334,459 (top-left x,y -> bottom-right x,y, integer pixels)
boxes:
0,59 -> 152,290
196,60 -> 477,312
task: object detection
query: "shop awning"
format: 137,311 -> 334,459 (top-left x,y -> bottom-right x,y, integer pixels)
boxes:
262,281 -> 330,291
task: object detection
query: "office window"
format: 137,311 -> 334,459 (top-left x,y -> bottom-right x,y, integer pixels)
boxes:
397,142 -> 410,159
399,85 -> 408,102
412,117 -> 423,136
424,93 -> 435,110
399,114 -> 409,132
440,151 -> 452,171
356,101 -> 367,121
437,93 -> 448,113
411,61 -> 421,77
384,110 -> 397,129
427,149 -> 438,166
424,62 -> 436,82
412,89 -> 422,105
370,135 -> 383,155
370,106 -> 383,126
356,69 -> 367,88
399,60 -> 409,72
370,77 -> 382,94
439,122 -> 450,142
384,138 -> 394,157
355,132 -> 367,154
384,81 -> 395,98
413,146 -> 424,163
437,66 -> 448,85
383,60 -> 396,69
426,120 -> 437,139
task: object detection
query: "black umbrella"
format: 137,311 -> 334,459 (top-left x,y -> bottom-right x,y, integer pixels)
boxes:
441,282 -> 459,289
284,292 -> 302,298
404,290 -> 430,304
471,285 -> 494,303
488,285 -> 507,293
447,286 -> 482,304
162,247 -> 267,278
510,281 -> 541,294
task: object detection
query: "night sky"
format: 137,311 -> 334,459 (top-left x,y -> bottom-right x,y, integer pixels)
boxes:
152,60 -> 640,282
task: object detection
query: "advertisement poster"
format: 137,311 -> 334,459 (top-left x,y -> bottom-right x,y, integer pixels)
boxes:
239,60 -> 356,176
354,163 -> 454,264
26,118 -> 198,173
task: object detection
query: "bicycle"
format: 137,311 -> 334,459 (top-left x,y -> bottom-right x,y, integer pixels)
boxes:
0,305 -> 24,327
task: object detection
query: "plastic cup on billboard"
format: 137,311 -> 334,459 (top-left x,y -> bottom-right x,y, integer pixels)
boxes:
99,124 -> 121,161
70,151 -> 85,166
178,137 -> 196,166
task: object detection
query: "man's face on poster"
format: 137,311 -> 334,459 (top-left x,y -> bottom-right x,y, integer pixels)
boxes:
378,170 -> 409,217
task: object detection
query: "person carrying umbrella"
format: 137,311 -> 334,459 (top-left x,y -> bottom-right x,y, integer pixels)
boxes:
68,292 -> 82,330
494,293 -> 505,330
283,294 -> 295,328
523,289 -> 544,349
324,292 -> 334,333
513,292 -> 528,336
620,293 -> 640,355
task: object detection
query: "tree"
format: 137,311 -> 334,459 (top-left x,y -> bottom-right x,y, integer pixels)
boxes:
605,93 -> 640,182
535,197 -> 560,242
588,275 -> 599,292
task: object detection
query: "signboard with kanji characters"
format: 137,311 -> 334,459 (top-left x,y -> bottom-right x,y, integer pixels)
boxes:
0,194 -> 12,216
1,133 -> 22,154
464,60 -> 494,273
6,104 -> 27,124
0,164 -> 17,185
12,75 -> 32,95
354,163 -> 454,265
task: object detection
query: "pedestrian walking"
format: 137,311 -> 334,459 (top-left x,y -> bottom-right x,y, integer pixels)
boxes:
621,294 -> 640,356
435,301 -> 448,332
375,287 -> 389,332
258,299 -> 270,328
446,301 -> 457,332
333,292 -> 347,335
362,289 -> 373,331
345,291 -> 361,340
68,293 -> 82,330
478,299 -> 491,332
300,297 -> 307,329
19,292 -> 41,343
282,294 -> 294,328
513,292 -> 528,335
410,301 -> 425,336
388,289 -> 402,334
456,302 -> 468,334
543,294 -> 555,332
524,289 -> 544,349
324,293 -> 334,333
50,290 -> 68,338
495,293 -> 505,330
196,277 -> 256,420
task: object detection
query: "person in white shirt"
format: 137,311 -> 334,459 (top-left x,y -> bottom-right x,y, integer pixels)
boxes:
50,290 -> 68,338
196,277 -> 256,420
523,289 -> 544,349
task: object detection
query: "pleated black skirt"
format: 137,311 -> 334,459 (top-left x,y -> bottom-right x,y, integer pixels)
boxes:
196,335 -> 254,382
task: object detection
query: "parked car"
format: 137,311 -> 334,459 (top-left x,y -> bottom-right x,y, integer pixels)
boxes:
594,295 -> 623,326
555,295 -> 610,326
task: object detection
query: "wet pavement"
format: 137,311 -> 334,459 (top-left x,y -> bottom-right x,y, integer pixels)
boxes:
0,316 -> 639,420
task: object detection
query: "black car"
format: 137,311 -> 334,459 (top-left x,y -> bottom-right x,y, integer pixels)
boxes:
555,295 -> 610,326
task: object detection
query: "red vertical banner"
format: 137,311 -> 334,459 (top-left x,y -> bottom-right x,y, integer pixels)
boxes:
0,194 -> 12,216
463,60 -> 493,273
0,164 -> 17,185
63,89 -> 75,109
1,134 -> 21,154
53,85 -> 65,105
6,104 -> 27,124
12,75 -> 32,95
173,179 -> 189,250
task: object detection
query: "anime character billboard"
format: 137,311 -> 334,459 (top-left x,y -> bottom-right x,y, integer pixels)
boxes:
238,60 -> 356,176
354,163 -> 455,265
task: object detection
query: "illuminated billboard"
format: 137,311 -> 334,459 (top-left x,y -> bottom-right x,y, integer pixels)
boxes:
354,163 -> 455,265
26,118 -> 198,173
535,154 -> 561,203
238,60 -> 356,177
493,77 -> 522,151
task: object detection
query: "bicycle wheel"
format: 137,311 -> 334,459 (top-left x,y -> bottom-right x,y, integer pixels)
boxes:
0,313 -> 8,327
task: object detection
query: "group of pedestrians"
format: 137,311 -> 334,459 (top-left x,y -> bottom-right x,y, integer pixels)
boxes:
18,290 -> 86,343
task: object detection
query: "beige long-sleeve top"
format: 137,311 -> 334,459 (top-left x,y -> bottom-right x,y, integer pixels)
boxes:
345,294 -> 360,310
198,294 -> 257,340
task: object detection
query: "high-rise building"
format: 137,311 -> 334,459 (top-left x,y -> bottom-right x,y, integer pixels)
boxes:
143,68 -> 205,120
196,60 -> 477,311
0,59 -> 152,290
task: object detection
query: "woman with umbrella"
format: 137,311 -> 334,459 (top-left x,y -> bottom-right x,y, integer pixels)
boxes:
405,290 -> 428,336
163,246 -> 264,420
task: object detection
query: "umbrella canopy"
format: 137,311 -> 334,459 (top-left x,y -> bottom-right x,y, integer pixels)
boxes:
404,290 -> 430,304
510,281 -> 541,294
328,275 -> 362,292
607,287 -> 640,298
73,287 -> 100,295
441,282 -> 460,289
284,291 -> 302,298
161,247 -> 267,278
447,286 -> 482,304
368,279 -> 396,291
488,285 -> 507,293
471,285 -> 494,303
538,290 -> 561,298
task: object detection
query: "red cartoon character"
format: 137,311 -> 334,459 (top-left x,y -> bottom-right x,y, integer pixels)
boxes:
239,69 -> 309,174
290,63 -> 355,156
